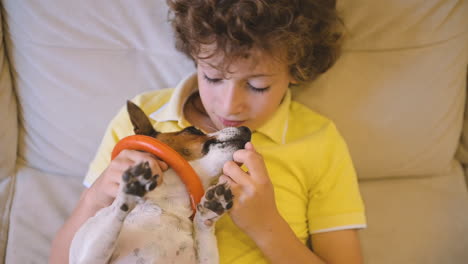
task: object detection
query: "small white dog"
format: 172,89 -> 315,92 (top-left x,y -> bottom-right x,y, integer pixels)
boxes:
69,101 -> 251,264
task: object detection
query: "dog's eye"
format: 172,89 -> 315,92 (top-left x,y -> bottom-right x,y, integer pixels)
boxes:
202,139 -> 218,154
183,126 -> 205,136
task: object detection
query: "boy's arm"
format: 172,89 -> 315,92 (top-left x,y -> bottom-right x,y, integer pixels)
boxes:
222,142 -> 364,264
252,213 -> 363,264
311,229 -> 364,264
49,150 -> 167,264
49,189 -> 101,264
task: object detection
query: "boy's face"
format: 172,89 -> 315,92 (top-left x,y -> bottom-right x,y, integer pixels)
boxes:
196,49 -> 294,132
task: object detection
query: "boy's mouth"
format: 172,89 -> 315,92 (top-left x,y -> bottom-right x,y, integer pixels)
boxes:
218,116 -> 246,127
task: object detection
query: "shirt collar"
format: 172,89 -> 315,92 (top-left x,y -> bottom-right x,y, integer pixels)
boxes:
255,89 -> 291,144
149,73 -> 291,144
149,73 -> 198,127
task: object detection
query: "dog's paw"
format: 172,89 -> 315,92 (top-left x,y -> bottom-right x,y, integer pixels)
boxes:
122,161 -> 160,197
196,183 -> 233,225
113,161 -> 160,215
117,161 -> 158,213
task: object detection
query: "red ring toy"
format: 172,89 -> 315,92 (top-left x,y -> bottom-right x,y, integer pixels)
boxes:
111,135 -> 204,218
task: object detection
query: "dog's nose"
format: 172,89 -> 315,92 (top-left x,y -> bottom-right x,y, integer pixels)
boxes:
239,126 -> 251,135
238,126 -> 252,141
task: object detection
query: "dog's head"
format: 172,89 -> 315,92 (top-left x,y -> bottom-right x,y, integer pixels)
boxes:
127,101 -> 252,182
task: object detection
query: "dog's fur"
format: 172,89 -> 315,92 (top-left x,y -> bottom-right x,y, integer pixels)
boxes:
69,101 -> 251,264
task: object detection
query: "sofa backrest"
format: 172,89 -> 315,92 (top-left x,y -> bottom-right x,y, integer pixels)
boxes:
3,0 -> 195,178
3,0 -> 468,181
293,0 -> 468,179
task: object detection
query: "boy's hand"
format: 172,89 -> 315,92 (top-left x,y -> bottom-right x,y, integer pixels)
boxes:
85,150 -> 168,210
220,142 -> 281,237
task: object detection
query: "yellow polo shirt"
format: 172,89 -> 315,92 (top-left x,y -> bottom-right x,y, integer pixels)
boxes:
84,74 -> 366,263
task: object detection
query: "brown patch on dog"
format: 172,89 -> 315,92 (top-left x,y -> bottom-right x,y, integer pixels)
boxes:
127,101 -> 215,161
155,130 -> 212,161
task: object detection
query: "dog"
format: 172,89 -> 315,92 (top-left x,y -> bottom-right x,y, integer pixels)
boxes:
69,101 -> 251,264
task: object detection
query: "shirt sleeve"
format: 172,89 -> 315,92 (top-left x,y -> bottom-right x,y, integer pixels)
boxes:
307,122 -> 367,234
83,104 -> 135,188
83,89 -> 176,187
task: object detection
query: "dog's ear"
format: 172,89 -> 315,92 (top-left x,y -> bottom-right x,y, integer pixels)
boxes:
127,100 -> 159,137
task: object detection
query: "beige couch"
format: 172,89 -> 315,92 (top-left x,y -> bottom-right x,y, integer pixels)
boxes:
1,0 -> 467,263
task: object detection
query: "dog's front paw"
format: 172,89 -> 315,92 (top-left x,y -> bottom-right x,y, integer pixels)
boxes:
196,183 -> 233,225
118,161 -> 160,211
122,161 -> 159,196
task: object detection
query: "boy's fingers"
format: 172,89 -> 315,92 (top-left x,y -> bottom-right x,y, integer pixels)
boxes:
244,141 -> 255,151
219,174 -> 234,187
219,174 -> 230,183
232,142 -> 254,166
157,160 -> 169,171
222,161 -> 250,185
124,150 -> 165,176
232,149 -> 268,183
112,159 -> 134,172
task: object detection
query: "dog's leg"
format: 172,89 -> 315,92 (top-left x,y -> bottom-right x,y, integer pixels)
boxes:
194,183 -> 233,264
69,161 -> 159,264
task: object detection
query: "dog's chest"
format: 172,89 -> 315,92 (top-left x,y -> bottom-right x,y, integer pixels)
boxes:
111,174 -> 198,263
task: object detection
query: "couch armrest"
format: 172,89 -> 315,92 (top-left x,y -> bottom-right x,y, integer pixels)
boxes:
456,66 -> 468,187
0,4 -> 18,262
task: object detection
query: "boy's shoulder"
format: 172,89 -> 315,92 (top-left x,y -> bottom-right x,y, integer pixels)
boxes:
104,88 -> 176,137
130,88 -> 175,114
288,99 -> 337,138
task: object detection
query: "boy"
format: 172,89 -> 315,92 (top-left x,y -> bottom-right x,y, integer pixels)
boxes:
50,0 -> 366,263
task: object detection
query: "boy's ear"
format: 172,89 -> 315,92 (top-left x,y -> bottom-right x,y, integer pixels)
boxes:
126,100 -> 159,137
289,76 -> 299,85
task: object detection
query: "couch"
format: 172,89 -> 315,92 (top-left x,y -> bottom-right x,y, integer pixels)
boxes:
0,0 -> 467,263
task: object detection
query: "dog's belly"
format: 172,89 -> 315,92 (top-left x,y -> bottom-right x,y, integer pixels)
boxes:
110,201 -> 197,264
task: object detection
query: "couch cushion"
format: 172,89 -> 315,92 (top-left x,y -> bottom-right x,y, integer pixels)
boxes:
6,163 -> 468,263
359,160 -> 468,264
5,165 -> 84,263
293,0 -> 468,179
3,0 -> 195,178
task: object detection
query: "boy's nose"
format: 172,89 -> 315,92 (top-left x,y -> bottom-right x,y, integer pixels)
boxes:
221,84 -> 245,115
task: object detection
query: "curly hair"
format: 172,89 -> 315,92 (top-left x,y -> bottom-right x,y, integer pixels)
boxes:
167,0 -> 343,83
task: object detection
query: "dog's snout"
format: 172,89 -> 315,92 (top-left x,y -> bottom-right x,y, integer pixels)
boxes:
239,126 -> 251,135
238,126 -> 252,142
201,126 -> 253,155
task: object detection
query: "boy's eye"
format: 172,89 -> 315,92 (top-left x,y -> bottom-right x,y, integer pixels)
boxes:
203,74 -> 222,84
247,83 -> 270,93
204,73 -> 270,93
